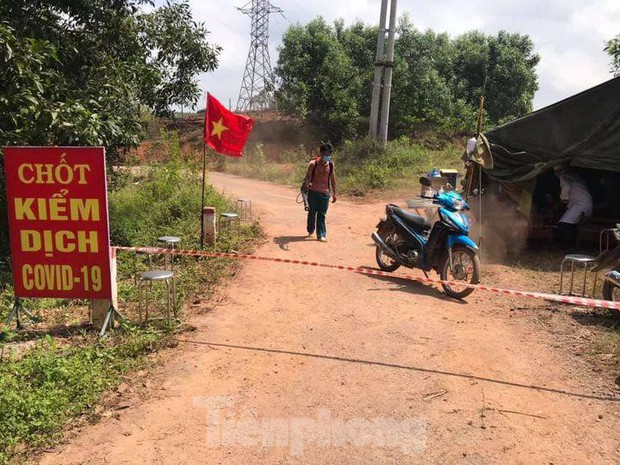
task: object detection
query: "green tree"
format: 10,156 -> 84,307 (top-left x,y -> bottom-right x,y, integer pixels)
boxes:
605,34 -> 620,75
0,0 -> 221,256
391,17 -> 469,135
337,21 -> 378,125
0,11 -> 146,154
452,30 -> 539,125
0,24 -> 61,147
138,0 -> 222,116
275,16 -> 539,141
0,0 -> 221,150
275,18 -> 365,142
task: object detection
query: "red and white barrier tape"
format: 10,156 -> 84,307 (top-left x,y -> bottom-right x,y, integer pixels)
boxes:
113,246 -> 620,311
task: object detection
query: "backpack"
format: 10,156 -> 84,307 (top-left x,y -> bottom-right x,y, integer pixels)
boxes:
301,158 -> 334,195
309,158 -> 334,191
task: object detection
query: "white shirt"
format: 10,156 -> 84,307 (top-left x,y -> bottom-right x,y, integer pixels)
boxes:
466,137 -> 477,156
557,172 -> 593,224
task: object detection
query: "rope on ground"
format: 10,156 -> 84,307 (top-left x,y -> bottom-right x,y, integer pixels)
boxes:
114,246 -> 620,311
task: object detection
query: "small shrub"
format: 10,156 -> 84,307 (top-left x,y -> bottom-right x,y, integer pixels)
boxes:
212,135 -> 463,196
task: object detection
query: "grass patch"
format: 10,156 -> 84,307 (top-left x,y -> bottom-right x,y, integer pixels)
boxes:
0,328 -> 168,463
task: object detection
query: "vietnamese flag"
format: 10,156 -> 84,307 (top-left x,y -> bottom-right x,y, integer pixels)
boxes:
204,93 -> 254,157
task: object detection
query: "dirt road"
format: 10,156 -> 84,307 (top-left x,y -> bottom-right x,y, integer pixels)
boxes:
41,173 -> 619,464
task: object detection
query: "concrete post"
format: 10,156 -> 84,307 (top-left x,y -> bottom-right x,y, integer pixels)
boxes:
378,0 -> 398,147
369,0 -> 389,137
202,207 -> 217,245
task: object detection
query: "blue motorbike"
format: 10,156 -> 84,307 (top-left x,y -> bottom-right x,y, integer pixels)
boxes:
371,177 -> 481,299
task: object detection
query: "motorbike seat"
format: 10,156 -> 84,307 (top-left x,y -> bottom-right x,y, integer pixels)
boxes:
393,207 -> 431,232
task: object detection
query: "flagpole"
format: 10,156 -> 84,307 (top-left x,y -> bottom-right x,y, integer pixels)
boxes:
201,94 -> 209,248
201,142 -> 207,248
199,92 -> 254,247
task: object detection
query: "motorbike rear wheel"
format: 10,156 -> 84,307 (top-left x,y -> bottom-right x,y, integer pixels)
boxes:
440,245 -> 480,299
375,229 -> 401,272
602,273 -> 619,302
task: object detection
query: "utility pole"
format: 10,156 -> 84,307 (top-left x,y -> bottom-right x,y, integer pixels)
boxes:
369,0 -> 397,147
369,0 -> 388,138
378,0 -> 397,147
236,0 -> 283,112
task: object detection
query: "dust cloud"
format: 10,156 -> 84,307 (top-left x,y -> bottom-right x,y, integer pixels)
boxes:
468,193 -> 529,264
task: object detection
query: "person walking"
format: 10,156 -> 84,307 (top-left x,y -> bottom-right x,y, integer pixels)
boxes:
303,143 -> 337,242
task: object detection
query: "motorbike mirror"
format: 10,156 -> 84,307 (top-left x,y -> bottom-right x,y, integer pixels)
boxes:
419,176 -> 432,187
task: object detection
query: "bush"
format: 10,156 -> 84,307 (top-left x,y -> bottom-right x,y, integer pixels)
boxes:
213,135 -> 464,197
108,164 -> 223,247
108,130 -> 230,248
333,137 -> 462,195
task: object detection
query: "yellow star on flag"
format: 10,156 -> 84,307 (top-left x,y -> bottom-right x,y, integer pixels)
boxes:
211,117 -> 229,139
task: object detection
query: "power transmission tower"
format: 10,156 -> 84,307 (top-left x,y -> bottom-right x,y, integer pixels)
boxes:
236,0 -> 283,112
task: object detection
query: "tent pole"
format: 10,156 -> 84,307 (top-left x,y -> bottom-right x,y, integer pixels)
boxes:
476,95 -> 485,137
475,92 -> 485,248
478,164 -> 482,249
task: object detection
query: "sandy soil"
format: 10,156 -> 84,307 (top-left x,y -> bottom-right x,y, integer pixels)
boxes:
40,173 -> 620,465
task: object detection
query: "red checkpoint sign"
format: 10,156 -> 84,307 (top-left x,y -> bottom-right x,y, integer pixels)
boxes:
3,147 -> 112,299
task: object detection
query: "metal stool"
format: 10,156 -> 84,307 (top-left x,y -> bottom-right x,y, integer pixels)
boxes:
138,270 -> 175,323
559,254 -> 598,297
133,249 -> 154,285
220,212 -> 240,231
236,199 -> 252,220
157,236 -> 181,270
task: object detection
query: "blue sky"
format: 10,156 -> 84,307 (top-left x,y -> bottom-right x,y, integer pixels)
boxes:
155,0 -> 620,112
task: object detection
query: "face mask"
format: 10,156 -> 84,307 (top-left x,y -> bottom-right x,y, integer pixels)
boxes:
322,155 -> 332,162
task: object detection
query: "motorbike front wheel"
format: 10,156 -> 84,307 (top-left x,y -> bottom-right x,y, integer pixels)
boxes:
602,271 -> 620,302
440,245 -> 480,299
375,229 -> 401,272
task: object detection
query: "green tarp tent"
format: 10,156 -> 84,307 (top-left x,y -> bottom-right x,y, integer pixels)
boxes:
481,75 -> 620,183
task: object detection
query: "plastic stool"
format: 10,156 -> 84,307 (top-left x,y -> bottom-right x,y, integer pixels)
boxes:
158,236 -> 181,270
220,212 -> 240,231
236,199 -> 252,220
559,254 -> 598,297
138,270 -> 175,323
